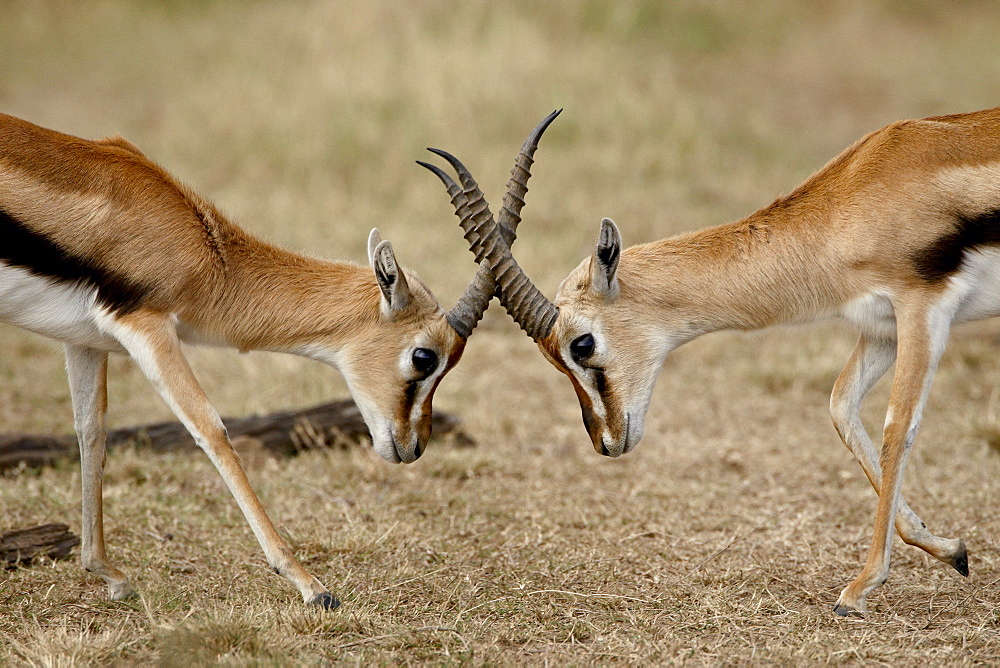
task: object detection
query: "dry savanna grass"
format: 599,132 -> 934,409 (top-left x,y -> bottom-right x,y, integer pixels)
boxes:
3,1 -> 1000,664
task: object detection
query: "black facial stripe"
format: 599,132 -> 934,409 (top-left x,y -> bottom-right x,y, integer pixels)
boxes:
911,209 -> 1000,282
591,368 -> 626,437
0,207 -> 148,314
593,368 -> 608,396
396,380 -> 418,428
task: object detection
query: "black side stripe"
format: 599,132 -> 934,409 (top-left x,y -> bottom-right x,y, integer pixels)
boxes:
0,207 -> 148,314
912,209 -> 1000,282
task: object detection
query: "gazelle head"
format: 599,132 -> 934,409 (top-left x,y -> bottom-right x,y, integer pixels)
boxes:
327,228 -> 466,465
341,110 -> 559,464
422,116 -> 668,457
532,218 -> 672,457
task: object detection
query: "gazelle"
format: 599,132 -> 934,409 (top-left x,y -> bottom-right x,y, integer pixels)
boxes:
0,111 -> 553,608
425,106 -> 1000,615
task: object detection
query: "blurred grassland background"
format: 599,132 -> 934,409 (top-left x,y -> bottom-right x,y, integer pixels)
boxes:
3,1 -> 1000,664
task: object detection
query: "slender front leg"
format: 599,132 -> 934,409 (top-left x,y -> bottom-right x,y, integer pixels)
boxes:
834,304 -> 951,616
830,335 -> 966,573
64,344 -> 136,600
99,311 -> 338,609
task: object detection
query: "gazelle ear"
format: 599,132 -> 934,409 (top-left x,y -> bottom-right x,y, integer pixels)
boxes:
372,239 -> 412,314
367,228 -> 382,265
589,217 -> 621,298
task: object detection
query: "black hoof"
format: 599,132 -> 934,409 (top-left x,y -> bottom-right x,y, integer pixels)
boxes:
308,592 -> 341,610
952,542 -> 969,577
833,603 -> 863,618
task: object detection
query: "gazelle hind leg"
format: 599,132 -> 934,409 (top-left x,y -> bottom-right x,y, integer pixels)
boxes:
64,344 -> 135,600
830,335 -> 967,574
834,301 -> 953,616
99,310 -> 338,609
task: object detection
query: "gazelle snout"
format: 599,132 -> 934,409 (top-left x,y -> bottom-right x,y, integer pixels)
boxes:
393,407 -> 434,464
370,425 -> 422,464
367,409 -> 431,464
349,394 -> 424,465
595,411 -> 643,458
573,378 -> 643,458
392,431 -> 424,464
366,365 -> 444,465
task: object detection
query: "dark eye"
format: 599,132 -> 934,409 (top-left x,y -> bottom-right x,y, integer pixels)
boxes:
570,334 -> 595,363
412,348 -> 438,375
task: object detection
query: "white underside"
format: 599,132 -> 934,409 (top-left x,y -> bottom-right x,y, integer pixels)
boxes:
0,264 -> 122,350
0,262 -> 214,352
839,248 -> 1000,338
949,248 -> 1000,323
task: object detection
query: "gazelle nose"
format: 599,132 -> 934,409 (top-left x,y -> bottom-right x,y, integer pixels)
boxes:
413,441 -> 423,460
600,436 -> 626,458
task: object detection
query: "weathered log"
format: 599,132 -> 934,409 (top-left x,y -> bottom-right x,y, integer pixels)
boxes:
0,400 -> 472,471
0,435 -> 73,472
1,523 -> 80,569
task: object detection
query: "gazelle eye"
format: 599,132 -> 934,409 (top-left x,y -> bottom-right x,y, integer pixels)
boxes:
570,334 -> 595,362
412,348 -> 438,375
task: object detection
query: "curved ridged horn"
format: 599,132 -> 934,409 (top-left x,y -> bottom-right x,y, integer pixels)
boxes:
494,109 -> 562,255
419,109 -> 561,340
416,161 -> 497,338
461,189 -> 560,341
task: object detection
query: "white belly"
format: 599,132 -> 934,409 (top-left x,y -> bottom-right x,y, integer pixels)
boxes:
839,248 -> 1000,337
840,290 -> 897,338
952,248 -> 1000,323
0,263 -> 122,351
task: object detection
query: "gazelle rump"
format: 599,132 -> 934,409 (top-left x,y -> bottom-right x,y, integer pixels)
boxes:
0,112 -> 548,607
444,106 -> 1000,615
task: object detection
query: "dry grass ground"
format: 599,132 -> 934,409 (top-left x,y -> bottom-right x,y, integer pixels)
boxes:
3,1 -> 1000,664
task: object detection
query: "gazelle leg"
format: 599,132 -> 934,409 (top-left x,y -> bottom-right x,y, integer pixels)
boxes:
830,335 -> 966,573
65,344 -> 135,600
834,304 -> 951,616
100,311 -> 338,609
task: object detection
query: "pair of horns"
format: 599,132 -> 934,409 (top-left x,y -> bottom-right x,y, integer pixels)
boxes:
419,110 -> 561,341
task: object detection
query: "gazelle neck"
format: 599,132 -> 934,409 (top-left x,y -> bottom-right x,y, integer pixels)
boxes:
182,233 -> 382,354
623,197 -> 851,339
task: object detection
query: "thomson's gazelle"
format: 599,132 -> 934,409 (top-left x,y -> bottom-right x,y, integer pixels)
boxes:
430,107 -> 1000,615
0,112 -> 553,608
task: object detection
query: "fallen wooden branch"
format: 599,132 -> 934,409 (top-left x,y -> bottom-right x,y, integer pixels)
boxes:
0,400 -> 472,472
1,523 -> 80,569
